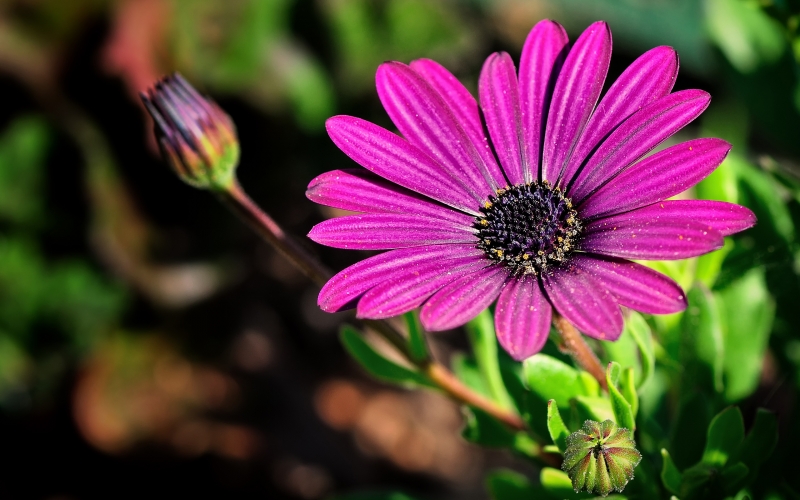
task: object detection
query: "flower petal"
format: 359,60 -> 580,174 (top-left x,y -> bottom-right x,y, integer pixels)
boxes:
580,138 -> 732,220
318,244 -> 483,312
572,254 -> 687,314
420,266 -> 508,331
480,52 -> 527,185
356,255 -> 487,319
520,19 -> 570,183
541,21 -> 612,183
306,169 -> 472,224
582,205 -> 725,260
326,115 -> 481,214
376,62 -> 506,196
495,276 -> 552,360
568,89 -> 711,203
614,199 -> 756,236
308,213 -> 474,250
542,266 -> 623,340
410,58 -> 500,185
559,46 -> 679,187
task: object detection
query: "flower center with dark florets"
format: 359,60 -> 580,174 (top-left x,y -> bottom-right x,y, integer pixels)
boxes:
473,181 -> 582,275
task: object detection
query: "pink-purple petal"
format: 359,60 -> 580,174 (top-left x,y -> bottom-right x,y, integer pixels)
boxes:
480,52 -> 527,185
326,115 -> 481,214
520,19 -> 570,183
318,244 -> 483,312
542,266 -> 623,340
572,255 -> 687,314
568,89 -> 711,203
308,213 -> 474,250
580,138 -> 732,220
376,62 -> 506,196
541,21 -> 611,183
559,46 -> 679,187
356,255 -> 488,319
410,58 -> 500,184
306,169 -> 472,225
495,276 -> 552,360
583,208 -> 725,260
420,266 -> 508,331
607,200 -> 756,236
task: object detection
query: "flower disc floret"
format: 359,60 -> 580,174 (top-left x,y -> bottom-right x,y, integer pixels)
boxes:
474,181 -> 581,275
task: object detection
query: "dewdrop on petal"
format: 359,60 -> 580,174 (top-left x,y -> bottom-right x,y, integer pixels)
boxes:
141,73 -> 239,191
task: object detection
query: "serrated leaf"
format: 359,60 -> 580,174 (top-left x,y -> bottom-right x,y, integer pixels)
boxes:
547,400 -> 569,453
702,406 -> 744,468
607,362 -> 635,431
466,309 -> 514,410
340,326 -> 433,388
403,311 -> 429,363
660,449 -> 682,495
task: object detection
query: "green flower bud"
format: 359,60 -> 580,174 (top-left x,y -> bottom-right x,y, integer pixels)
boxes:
562,420 -> 642,497
141,74 -> 239,191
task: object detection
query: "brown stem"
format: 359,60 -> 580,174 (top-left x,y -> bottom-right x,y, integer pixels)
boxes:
218,180 -> 528,432
553,313 -> 608,391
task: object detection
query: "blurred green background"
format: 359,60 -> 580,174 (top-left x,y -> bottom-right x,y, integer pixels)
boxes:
1,0 -> 800,498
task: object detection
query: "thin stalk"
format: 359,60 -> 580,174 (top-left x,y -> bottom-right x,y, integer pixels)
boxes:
218,179 -> 527,432
553,313 -> 608,391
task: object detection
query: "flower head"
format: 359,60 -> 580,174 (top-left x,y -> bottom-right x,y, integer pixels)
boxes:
307,20 -> 755,359
141,73 -> 239,190
562,419 -> 642,496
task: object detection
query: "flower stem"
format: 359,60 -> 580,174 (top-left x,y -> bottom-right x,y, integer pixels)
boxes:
218,180 -> 527,432
553,313 -> 608,391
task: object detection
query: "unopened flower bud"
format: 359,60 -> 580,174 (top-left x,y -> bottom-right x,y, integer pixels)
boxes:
562,420 -> 642,497
141,73 -> 239,190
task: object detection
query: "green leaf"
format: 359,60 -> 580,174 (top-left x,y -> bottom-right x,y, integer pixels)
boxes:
732,155 -> 794,243
717,268 -> 774,402
681,286 -> 724,394
547,400 -> 569,453
695,238 -> 733,289
0,116 -> 49,227
660,449 -> 682,495
462,406 -> 516,448
729,409 -> 778,485
625,312 -> 655,390
570,396 -> 614,429
669,392 -> 712,470
620,367 -> 638,420
607,362 -> 635,431
486,469 -> 543,499
706,0 -> 786,73
720,462 -> 749,494
403,311 -> 429,363
540,468 -> 593,499
702,406 -> 745,468
523,354 -> 587,407
466,310 -> 514,410
340,326 -> 433,388
452,353 -> 490,398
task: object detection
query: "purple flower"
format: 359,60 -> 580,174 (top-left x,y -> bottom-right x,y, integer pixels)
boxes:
307,20 -> 755,360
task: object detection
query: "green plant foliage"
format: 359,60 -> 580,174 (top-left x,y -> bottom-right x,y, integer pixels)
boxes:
546,400 -> 569,453
466,310 -> 515,410
339,325 -> 433,388
403,311 -> 429,363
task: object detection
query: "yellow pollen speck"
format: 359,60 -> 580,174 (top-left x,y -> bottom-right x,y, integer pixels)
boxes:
523,253 -> 530,260
679,235 -> 684,240
557,237 -> 563,242
495,249 -> 504,257
484,201 -> 493,209
480,219 -> 488,226
538,250 -> 545,255
484,239 -> 491,245
689,146 -> 693,151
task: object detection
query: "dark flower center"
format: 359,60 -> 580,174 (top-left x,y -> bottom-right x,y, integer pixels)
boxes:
473,181 -> 582,275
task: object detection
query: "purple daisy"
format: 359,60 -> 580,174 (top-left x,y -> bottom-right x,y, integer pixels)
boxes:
306,20 -> 755,360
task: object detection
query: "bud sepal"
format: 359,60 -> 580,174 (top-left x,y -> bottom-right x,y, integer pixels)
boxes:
562,419 -> 642,497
